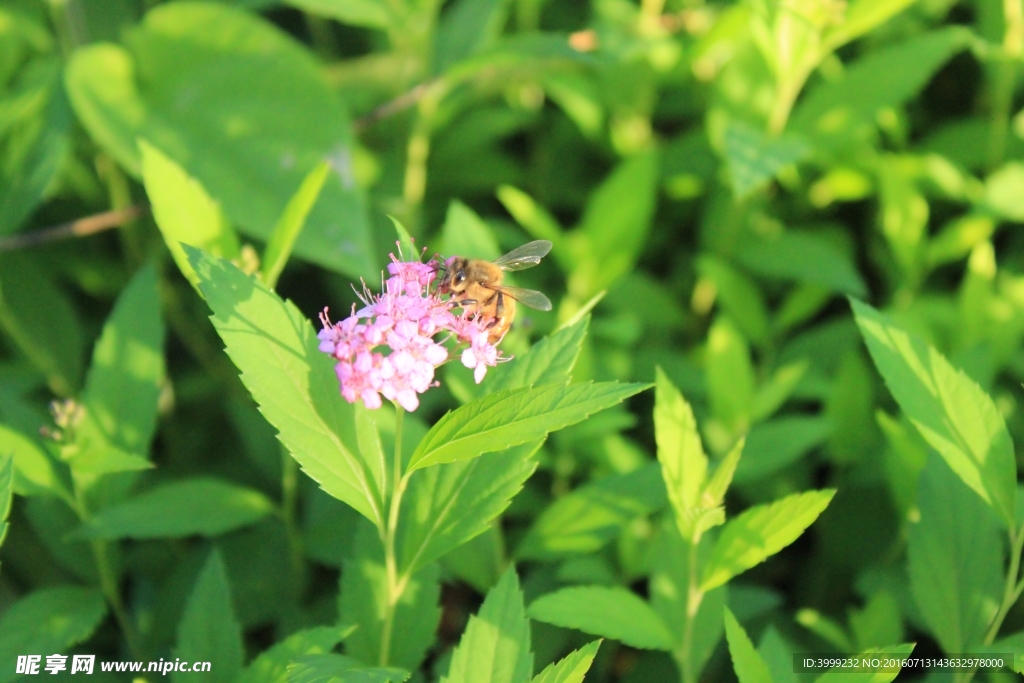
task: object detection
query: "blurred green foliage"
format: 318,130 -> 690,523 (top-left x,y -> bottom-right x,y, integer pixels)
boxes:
3,0 -> 1024,681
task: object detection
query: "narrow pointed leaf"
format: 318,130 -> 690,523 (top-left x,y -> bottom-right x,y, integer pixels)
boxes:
263,161 -> 331,290
852,299 -> 1017,527
531,640 -> 602,683
702,490 -> 835,591
485,316 -> 589,393
186,247 -> 386,526
408,382 -> 649,471
78,478 -> 275,539
174,550 -> 243,683
655,368 -> 707,537
442,568 -> 532,683
528,586 -> 674,651
724,608 -> 774,683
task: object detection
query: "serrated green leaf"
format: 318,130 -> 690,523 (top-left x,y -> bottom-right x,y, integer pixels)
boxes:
702,490 -> 835,591
65,3 -> 375,279
724,608 -> 774,683
486,316 -> 589,394
531,640 -> 601,683
78,478 -> 275,539
399,441 -> 539,574
69,265 -> 164,481
758,627 -> 797,683
908,456 -> 1002,653
407,381 -> 649,471
288,655 -> 408,683
389,217 -> 416,263
174,550 -> 243,683
517,462 -> 666,560
812,644 -> 915,683
187,247 -> 386,526
0,587 -> 107,683
340,521 -> 440,671
655,368 -> 707,538
443,568 -> 532,683
703,437 -> 743,509
0,423 -> 63,497
724,121 -> 809,199
706,317 -> 756,433
239,627 -> 352,683
263,161 -> 331,290
851,298 -> 1017,527
528,585 -> 673,651
141,139 -> 239,288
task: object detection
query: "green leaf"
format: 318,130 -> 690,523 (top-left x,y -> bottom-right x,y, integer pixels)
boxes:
701,489 -> 835,591
78,478 -> 275,539
283,0 -> 393,29
288,655 -> 408,683
724,608 -> 774,683
984,162 -> 1024,222
340,521 -> 440,671
72,264 -> 165,475
734,417 -> 831,484
495,185 -> 567,265
791,28 -> 971,140
908,456 -> 1002,653
399,441 -> 540,574
517,462 -> 666,560
441,200 -> 502,261
174,550 -> 243,683
650,521 -> 725,678
696,257 -> 769,346
407,381 -> 649,471
655,368 -> 707,539
851,298 -> 1017,527
0,252 -> 85,396
263,161 -> 331,290
723,121 -> 809,199
239,627 -> 352,683
433,0 -> 512,73
0,423 -> 63,497
187,247 -> 386,526
577,149 -> 660,294
812,644 -> 915,683
0,60 -> 71,237
389,216 -> 417,263
706,316 -> 756,433
734,231 -> 866,296
822,0 -> 918,51
485,316 -> 589,394
442,567 -> 532,683
0,454 -> 11,549
531,640 -> 602,683
0,587 -> 107,683
65,3 -> 376,279
758,627 -> 797,683
141,139 -> 240,288
528,585 -> 673,651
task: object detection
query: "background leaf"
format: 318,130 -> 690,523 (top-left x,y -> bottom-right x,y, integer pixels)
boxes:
174,550 -> 243,683
529,585 -> 674,650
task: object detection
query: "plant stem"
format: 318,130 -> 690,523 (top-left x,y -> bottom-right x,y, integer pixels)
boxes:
379,405 -> 408,666
987,0 -> 1024,169
678,533 -> 706,683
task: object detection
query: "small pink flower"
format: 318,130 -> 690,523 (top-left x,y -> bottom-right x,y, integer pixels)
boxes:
317,248 -> 508,410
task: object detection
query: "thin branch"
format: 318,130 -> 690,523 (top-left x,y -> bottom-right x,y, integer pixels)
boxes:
0,205 -> 148,252
354,81 -> 435,134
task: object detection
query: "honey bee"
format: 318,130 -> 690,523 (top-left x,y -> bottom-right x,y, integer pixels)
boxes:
439,240 -> 553,343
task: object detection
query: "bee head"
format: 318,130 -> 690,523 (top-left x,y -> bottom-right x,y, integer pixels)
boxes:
439,257 -> 469,294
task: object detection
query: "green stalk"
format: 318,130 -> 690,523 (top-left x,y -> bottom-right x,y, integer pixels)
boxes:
677,532 -> 707,683
987,0 -> 1024,169
378,405 -> 409,666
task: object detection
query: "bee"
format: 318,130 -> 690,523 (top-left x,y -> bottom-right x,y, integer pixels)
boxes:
439,240 -> 553,343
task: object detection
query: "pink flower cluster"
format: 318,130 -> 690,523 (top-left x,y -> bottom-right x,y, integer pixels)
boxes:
317,254 -> 503,412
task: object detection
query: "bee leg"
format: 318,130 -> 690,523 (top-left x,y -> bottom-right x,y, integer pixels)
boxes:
454,299 -> 477,307
495,291 -> 505,318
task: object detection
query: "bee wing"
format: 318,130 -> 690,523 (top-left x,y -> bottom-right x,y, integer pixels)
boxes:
492,240 -> 553,271
493,285 -> 553,311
